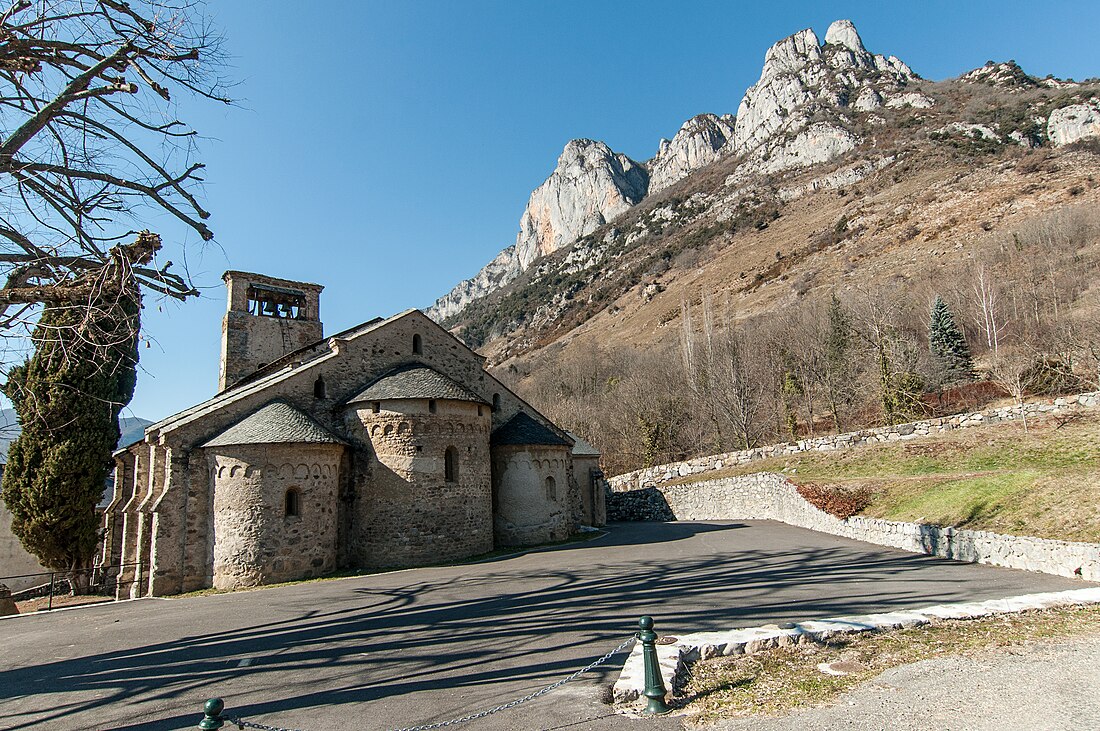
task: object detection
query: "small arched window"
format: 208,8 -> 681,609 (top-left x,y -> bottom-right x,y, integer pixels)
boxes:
313,376 -> 327,399
284,488 -> 301,518
371,401 -> 380,414
444,446 -> 458,483
412,334 -> 423,355
428,399 -> 437,414
492,393 -> 501,412
544,476 -> 557,501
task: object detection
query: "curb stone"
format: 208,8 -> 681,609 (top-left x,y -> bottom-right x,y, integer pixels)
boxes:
612,586 -> 1100,704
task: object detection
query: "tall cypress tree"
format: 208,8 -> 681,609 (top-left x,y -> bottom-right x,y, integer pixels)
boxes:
929,295 -> 975,387
1,247 -> 142,592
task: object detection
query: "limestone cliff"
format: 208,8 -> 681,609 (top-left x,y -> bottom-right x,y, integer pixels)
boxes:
649,113 -> 737,193
430,19 -> 1100,330
428,139 -> 647,321
730,20 -> 917,175
1048,101 -> 1100,147
514,139 -> 648,268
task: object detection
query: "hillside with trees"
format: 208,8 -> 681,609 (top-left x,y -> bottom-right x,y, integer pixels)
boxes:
427,23 -> 1100,476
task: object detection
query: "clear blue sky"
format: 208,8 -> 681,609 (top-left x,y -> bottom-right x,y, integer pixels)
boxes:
127,0 -> 1100,421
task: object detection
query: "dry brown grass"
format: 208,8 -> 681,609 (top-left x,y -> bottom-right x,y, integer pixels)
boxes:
679,604 -> 1100,724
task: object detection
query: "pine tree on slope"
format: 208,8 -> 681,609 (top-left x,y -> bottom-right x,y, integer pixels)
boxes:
929,295 -> 975,387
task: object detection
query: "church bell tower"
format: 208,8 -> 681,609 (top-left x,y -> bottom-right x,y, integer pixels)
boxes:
219,271 -> 324,391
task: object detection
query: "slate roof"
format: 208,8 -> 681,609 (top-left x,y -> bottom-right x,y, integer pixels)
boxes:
492,412 -> 571,447
346,363 -> 486,405
566,431 -> 601,457
201,400 -> 345,448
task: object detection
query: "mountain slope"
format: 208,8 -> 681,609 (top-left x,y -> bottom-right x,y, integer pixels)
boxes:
434,19 -> 1100,357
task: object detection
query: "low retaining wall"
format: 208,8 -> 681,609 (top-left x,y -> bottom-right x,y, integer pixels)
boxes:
609,391 -> 1100,491
608,473 -> 1100,581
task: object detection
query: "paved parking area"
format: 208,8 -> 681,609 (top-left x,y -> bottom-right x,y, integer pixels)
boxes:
0,521 -> 1089,731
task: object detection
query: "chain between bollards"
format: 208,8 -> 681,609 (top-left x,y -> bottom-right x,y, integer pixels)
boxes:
197,618 -> 668,729
637,615 -> 671,715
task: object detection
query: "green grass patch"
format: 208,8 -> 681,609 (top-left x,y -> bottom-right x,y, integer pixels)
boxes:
666,412 -> 1100,542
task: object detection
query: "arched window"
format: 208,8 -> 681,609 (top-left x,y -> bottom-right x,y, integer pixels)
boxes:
284,488 -> 301,518
412,334 -> 423,355
492,393 -> 501,412
313,375 -> 327,399
444,446 -> 458,483
428,399 -> 437,414
544,476 -> 557,501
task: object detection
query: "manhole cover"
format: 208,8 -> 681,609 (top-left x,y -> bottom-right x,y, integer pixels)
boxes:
817,660 -> 865,676
656,636 -> 679,645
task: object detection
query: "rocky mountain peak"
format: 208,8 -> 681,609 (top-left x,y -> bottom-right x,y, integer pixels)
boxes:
514,139 -> 648,269
732,19 -> 919,166
426,138 -> 647,322
649,113 -> 737,193
823,19 -> 865,55
759,27 -> 823,82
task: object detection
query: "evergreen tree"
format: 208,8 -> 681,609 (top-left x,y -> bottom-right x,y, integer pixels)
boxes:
1,245 -> 142,592
822,294 -> 853,431
929,295 -> 976,387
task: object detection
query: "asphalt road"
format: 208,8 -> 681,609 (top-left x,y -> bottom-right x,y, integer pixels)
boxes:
0,521 -> 1088,731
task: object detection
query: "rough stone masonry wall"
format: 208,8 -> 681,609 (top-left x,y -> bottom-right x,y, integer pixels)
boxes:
349,399 -> 494,569
609,391 -> 1100,491
608,473 -> 1100,581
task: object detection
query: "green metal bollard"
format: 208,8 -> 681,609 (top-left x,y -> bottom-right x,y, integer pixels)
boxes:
198,698 -> 225,729
637,616 -> 670,715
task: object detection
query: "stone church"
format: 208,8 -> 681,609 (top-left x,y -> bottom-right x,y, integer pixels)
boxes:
102,271 -> 605,597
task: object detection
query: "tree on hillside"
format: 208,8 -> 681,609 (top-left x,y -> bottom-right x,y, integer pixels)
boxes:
0,1 -> 229,588
928,295 -> 975,387
820,293 -> 855,432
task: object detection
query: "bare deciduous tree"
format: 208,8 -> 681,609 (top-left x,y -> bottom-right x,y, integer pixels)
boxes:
0,0 -> 230,347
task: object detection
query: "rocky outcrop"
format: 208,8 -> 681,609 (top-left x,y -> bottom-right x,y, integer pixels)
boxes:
427,139 -> 647,321
514,139 -> 648,269
431,19 -> 925,322
730,20 -> 918,175
649,113 -> 737,192
426,245 -> 524,322
1048,101 -> 1100,147
962,61 -> 1039,90
756,122 -> 859,174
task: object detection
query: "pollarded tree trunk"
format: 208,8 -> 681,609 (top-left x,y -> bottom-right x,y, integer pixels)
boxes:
1,242 -> 142,594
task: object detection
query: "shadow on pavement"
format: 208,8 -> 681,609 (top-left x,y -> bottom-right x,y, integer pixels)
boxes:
0,520 -> 1081,730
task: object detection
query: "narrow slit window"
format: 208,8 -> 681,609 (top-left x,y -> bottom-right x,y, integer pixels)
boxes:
492,393 -> 501,412
284,489 -> 301,518
444,446 -> 458,483
544,476 -> 557,501
412,334 -> 423,355
314,376 -> 327,399
428,399 -> 437,414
